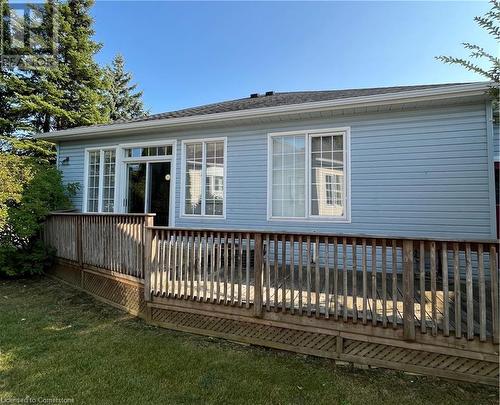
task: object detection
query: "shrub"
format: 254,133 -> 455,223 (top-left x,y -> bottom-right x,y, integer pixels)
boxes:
0,155 -> 77,277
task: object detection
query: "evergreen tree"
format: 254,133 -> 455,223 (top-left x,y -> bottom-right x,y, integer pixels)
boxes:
0,0 -> 110,275
436,0 -> 499,101
24,0 -> 110,132
0,0 -> 26,136
1,0 -> 111,161
105,54 -> 146,121
0,0 -> 57,161
1,0 -> 110,137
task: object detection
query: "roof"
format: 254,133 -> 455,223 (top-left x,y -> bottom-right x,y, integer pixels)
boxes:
37,82 -> 490,141
119,82 -> 475,124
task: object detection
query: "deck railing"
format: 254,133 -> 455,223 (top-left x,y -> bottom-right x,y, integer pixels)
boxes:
44,213 -> 154,278
146,227 -> 499,344
43,214 -> 499,344
146,230 -> 257,307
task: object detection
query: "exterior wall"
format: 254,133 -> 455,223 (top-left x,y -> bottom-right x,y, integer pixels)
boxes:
494,122 -> 500,160
57,102 -> 495,239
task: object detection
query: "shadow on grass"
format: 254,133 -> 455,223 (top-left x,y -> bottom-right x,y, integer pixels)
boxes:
0,277 -> 498,405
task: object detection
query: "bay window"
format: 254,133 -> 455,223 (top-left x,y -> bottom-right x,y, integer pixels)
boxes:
269,128 -> 350,221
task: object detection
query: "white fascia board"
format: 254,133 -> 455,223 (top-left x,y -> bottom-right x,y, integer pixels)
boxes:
36,82 -> 491,142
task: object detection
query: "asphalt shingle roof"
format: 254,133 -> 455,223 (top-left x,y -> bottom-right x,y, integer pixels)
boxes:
117,82 -> 472,125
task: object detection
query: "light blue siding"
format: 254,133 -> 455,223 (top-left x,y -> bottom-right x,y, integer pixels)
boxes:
57,102 -> 495,239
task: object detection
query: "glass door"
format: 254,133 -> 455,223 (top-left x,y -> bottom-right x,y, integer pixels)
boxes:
127,163 -> 147,213
147,162 -> 171,226
126,161 -> 171,226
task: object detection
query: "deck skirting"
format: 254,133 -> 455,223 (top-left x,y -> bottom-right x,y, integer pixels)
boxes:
48,259 -> 146,318
48,259 -> 499,386
147,301 -> 499,386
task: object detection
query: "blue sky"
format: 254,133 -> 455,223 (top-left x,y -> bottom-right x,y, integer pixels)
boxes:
91,1 -> 496,114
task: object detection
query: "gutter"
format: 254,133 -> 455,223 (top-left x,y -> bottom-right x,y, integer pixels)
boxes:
36,82 -> 491,141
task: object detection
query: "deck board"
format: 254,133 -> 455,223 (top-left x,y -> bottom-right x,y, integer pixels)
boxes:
161,265 -> 492,337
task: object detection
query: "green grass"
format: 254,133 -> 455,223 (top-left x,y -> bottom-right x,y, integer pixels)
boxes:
0,278 -> 498,405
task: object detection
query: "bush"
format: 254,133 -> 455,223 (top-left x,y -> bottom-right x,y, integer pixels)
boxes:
0,155 -> 77,277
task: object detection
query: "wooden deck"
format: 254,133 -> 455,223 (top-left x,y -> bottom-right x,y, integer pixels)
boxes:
151,270 -> 493,338
43,213 -> 500,386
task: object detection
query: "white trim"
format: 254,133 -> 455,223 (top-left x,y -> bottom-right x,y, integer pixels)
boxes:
120,139 -> 177,148
180,137 -> 227,219
120,139 -> 175,163
82,149 -> 89,213
170,140 -> 177,227
82,141 -> 177,225
82,146 -> 118,213
115,146 -> 124,212
97,150 -> 104,212
267,127 -> 351,223
117,139 -> 177,225
37,83 -> 490,141
485,102 -> 497,238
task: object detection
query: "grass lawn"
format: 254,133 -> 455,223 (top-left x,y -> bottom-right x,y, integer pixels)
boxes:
0,277 -> 498,405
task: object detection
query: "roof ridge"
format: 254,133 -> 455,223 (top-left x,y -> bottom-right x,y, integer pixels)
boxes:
274,82 -> 475,96
85,81 -> 490,128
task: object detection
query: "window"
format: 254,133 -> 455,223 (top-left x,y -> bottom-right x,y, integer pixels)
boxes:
310,134 -> 344,217
269,129 -> 349,221
85,149 -> 116,213
124,145 -> 172,158
102,150 -> 116,212
87,151 -> 100,212
271,135 -> 306,217
183,139 -> 225,217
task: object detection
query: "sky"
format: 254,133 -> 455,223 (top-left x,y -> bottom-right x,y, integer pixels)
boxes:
91,1 -> 497,114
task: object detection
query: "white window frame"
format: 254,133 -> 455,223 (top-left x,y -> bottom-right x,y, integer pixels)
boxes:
83,146 -> 118,213
267,127 -> 351,223
117,139 -> 177,227
180,137 -> 227,219
122,141 -> 174,161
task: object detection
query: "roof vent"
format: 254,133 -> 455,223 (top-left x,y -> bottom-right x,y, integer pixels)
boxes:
250,93 -> 259,98
265,91 -> 274,96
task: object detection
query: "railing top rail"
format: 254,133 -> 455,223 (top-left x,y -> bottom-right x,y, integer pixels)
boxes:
48,212 -> 156,217
145,226 -> 499,245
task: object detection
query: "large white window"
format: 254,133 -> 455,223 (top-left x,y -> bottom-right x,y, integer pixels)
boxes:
271,135 -> 306,217
268,128 -> 350,221
182,139 -> 225,217
84,148 -> 116,213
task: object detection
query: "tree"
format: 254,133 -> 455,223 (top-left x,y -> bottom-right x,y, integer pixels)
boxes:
105,54 -> 146,121
1,0 -> 110,137
436,0 -> 499,102
1,0 -> 112,164
0,0 -> 108,276
0,1 -> 59,161
20,0 -> 110,133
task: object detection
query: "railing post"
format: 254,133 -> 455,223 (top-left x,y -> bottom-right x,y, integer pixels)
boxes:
76,215 -> 83,268
253,232 -> 263,317
76,215 -> 83,288
403,240 -> 415,341
143,216 -> 154,303
490,244 -> 499,344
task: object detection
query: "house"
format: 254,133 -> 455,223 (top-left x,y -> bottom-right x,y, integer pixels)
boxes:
39,82 -> 500,385
39,82 -> 498,240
